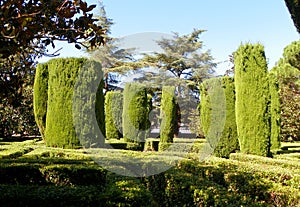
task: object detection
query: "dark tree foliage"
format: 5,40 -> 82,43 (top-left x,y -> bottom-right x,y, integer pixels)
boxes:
0,0 -> 104,59
284,0 -> 300,33
0,52 -> 39,138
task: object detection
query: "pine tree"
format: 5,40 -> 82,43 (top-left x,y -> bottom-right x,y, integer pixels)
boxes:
142,29 -> 216,136
270,41 -> 300,141
88,2 -> 139,92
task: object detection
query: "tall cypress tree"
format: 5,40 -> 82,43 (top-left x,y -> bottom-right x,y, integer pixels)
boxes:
36,58 -> 105,148
200,77 -> 239,158
105,91 -> 123,139
122,83 -> 150,149
268,72 -> 281,150
45,58 -> 82,148
159,86 -> 176,151
234,43 -> 271,157
33,63 -> 49,139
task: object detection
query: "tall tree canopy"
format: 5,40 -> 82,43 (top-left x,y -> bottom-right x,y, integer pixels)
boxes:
88,3 -> 140,91
141,29 -> 216,135
143,29 -> 216,87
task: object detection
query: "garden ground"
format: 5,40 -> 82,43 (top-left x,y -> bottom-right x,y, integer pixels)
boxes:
0,138 -> 299,206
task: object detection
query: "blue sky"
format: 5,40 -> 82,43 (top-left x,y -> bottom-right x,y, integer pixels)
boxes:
40,0 -> 299,74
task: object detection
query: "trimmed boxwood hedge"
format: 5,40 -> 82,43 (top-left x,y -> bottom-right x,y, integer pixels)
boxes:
0,147 -> 300,206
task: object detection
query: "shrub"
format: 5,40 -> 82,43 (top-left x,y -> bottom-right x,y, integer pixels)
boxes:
33,63 -> 49,139
159,86 -> 176,151
105,91 -> 123,139
122,83 -> 150,148
234,43 -> 271,156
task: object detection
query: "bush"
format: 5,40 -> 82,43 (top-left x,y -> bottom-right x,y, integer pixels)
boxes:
159,86 -> 176,151
234,43 -> 271,156
105,91 -> 123,139
122,83 -> 150,147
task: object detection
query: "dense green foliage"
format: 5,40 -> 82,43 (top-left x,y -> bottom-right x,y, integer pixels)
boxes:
159,86 -> 176,150
0,0 -> 106,139
122,83 -> 151,148
34,58 -> 104,148
73,59 -> 105,148
269,41 -> 300,141
200,77 -> 239,158
269,72 -> 281,150
0,139 -> 300,206
0,0 -> 104,60
0,54 -> 39,138
284,0 -> 300,33
234,43 -> 271,157
105,91 -> 123,139
45,58 -> 82,148
33,63 -> 49,139
283,40 -> 300,70
0,79 -> 38,138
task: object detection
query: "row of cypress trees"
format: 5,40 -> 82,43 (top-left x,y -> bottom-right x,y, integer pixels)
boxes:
34,59 -> 176,150
34,46 -> 282,156
199,43 -> 281,158
104,84 -> 176,151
